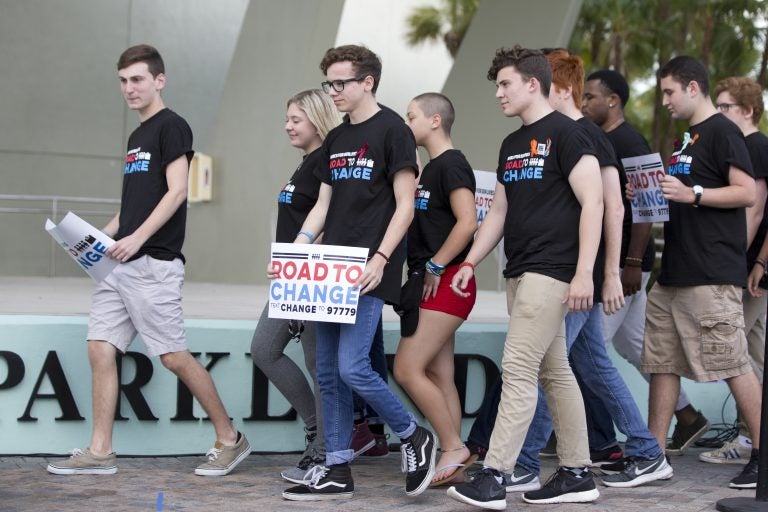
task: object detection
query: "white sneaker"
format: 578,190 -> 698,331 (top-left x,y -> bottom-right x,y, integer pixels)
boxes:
699,438 -> 751,464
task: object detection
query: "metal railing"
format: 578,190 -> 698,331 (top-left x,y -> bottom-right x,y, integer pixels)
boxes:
0,194 -> 120,276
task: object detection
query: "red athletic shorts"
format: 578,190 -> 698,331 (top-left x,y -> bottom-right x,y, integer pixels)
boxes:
420,263 -> 476,320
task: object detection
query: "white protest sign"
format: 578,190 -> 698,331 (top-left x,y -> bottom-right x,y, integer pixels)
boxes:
268,243 -> 368,324
622,153 -> 670,223
473,170 -> 496,224
45,212 -> 118,282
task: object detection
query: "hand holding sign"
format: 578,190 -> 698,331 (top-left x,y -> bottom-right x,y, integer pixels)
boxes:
45,212 -> 118,282
660,174 -> 696,204
268,243 -> 368,324
621,153 -> 670,223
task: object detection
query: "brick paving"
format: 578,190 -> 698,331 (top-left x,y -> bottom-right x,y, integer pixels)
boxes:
0,448 -> 756,511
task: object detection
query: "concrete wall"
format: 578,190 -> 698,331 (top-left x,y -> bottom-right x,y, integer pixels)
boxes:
183,0 -> 345,282
1,0 -> 584,287
0,0 -> 247,276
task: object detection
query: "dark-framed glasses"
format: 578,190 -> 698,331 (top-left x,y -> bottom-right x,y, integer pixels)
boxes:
716,102 -> 741,112
321,76 -> 365,93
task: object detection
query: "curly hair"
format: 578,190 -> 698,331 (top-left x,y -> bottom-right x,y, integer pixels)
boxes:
487,45 -> 551,96
319,45 -> 382,94
714,76 -> 764,126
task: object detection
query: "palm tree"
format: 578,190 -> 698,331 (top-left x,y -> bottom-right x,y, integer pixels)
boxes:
570,0 -> 768,160
405,0 -> 480,58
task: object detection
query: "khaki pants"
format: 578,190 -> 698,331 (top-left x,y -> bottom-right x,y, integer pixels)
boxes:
484,273 -> 591,472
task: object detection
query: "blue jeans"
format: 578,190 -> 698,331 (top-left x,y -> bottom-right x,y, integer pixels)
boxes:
316,295 -> 416,465
517,305 -> 661,474
353,319 -> 386,423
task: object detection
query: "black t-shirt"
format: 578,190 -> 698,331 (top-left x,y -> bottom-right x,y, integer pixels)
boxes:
275,148 -> 323,243
316,107 -> 418,304
745,131 -> 768,288
407,149 -> 476,270
117,108 -> 194,262
497,111 -> 596,282
659,113 -> 754,286
577,117 -> 620,303
606,122 -> 656,271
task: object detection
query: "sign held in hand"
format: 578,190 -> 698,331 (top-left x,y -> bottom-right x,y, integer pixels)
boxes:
45,212 -> 118,282
268,243 -> 368,324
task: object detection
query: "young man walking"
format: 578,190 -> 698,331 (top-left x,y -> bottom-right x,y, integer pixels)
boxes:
280,44 -> 436,501
47,44 -> 249,476
446,45 -> 603,510
582,69 -> 710,457
511,50 -> 671,492
696,75 -> 768,466
644,55 -> 761,489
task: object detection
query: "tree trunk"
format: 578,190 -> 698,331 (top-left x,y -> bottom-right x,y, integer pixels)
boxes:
758,31 -> 768,88
699,10 -> 714,69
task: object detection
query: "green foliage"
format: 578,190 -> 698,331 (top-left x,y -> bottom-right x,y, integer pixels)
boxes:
569,0 -> 768,159
405,0 -> 480,58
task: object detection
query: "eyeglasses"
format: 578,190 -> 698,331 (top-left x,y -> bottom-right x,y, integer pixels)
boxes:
716,102 -> 741,112
321,76 -> 365,93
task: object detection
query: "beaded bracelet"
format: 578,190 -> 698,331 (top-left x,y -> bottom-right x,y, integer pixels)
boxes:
298,230 -> 315,243
425,259 -> 446,276
624,256 -> 642,268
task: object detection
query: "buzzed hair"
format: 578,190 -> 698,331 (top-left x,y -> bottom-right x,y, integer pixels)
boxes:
412,92 -> 456,135
117,44 -> 165,77
586,69 -> 630,107
714,76 -> 764,126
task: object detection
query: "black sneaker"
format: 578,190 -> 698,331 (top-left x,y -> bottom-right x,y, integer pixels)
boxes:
601,454 -> 673,487
282,464 -> 354,501
447,467 -> 507,510
729,449 -> 758,489
589,444 -> 624,467
597,457 -> 631,475
667,411 -> 710,455
502,465 -> 541,492
522,467 -> 600,504
400,426 -> 436,496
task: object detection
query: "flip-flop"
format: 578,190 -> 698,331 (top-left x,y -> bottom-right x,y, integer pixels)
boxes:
429,453 -> 479,487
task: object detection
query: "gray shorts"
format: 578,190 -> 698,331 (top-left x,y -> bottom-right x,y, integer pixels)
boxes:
87,255 -> 187,356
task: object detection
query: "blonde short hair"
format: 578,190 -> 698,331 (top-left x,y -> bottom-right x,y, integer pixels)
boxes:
287,89 -> 342,140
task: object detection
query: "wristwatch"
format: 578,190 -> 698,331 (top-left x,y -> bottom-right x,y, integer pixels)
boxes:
692,185 -> 704,207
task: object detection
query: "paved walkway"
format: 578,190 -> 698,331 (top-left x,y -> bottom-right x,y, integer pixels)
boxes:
0,448 -> 756,511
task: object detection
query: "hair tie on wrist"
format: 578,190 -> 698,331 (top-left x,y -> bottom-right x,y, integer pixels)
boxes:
459,261 -> 475,272
375,250 -> 390,264
298,230 -> 315,243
